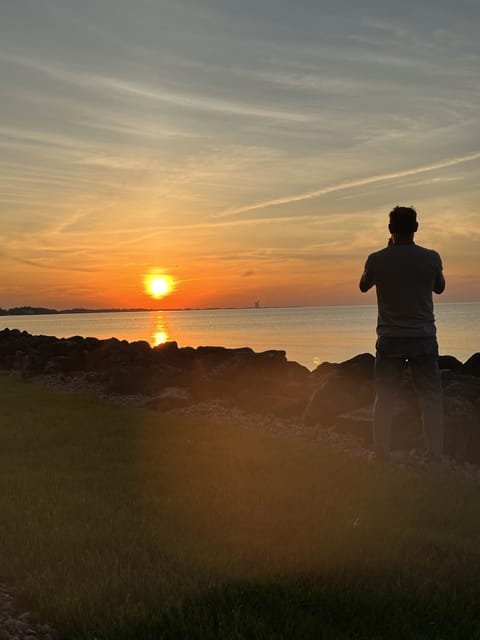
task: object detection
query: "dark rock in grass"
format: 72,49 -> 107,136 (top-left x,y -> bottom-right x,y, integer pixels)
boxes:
438,354 -> 463,371
459,353 -> 480,377
145,387 -> 192,411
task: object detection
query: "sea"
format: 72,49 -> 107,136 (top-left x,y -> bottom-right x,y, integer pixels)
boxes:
1,303 -> 478,371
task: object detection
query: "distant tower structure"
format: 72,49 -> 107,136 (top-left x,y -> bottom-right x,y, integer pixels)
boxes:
254,299 -> 261,309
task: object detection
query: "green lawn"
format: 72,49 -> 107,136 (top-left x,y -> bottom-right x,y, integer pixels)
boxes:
1,374 -> 480,639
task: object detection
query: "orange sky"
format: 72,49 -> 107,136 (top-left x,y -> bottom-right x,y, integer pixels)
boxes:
1,1 -> 479,309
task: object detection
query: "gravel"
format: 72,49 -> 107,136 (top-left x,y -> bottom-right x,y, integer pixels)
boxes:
0,585 -> 55,640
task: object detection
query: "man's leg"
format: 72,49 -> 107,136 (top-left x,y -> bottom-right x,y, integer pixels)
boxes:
409,339 -> 444,459
373,340 -> 405,458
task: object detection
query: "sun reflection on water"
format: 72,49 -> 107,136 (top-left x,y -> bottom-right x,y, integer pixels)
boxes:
151,313 -> 170,346
153,330 -> 169,346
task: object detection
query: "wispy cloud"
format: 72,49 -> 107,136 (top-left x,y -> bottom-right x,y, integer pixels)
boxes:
218,152 -> 480,218
2,253 -> 95,272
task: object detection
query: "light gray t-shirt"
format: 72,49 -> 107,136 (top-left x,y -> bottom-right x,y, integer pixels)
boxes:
361,244 -> 445,337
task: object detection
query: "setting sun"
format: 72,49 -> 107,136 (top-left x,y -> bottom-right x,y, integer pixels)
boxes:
144,274 -> 174,300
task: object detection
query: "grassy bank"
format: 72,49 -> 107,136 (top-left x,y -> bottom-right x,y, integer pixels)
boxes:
1,374 -> 480,639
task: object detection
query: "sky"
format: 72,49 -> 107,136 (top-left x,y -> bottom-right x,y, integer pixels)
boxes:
1,0 -> 479,309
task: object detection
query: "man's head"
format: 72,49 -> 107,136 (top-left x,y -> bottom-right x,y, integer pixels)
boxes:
388,206 -> 418,238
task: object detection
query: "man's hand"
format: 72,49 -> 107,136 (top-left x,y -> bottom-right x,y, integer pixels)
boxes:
359,269 -> 374,292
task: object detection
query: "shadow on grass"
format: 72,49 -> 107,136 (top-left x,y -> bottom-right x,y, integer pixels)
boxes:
102,573 -> 480,640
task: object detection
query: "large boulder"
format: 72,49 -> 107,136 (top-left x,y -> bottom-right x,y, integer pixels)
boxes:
303,353 -> 375,426
102,362 -> 186,395
190,347 -> 289,403
234,381 -> 312,417
459,353 -> 480,378
128,340 -> 152,365
438,355 -> 463,371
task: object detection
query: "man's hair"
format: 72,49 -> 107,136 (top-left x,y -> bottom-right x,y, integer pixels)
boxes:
389,206 -> 418,235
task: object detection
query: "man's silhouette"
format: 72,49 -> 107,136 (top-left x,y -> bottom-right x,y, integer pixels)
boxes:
359,206 -> 445,460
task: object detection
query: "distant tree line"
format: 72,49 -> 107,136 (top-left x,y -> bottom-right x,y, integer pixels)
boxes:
0,306 -> 153,316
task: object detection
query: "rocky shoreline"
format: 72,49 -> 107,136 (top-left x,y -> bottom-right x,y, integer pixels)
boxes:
1,327 -> 479,462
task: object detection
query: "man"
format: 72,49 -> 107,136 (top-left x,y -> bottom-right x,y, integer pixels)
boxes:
359,206 -> 445,460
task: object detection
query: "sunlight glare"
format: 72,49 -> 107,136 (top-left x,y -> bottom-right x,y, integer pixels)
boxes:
153,330 -> 169,346
144,274 -> 174,299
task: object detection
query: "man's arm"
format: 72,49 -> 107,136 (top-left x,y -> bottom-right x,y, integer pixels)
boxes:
359,256 -> 374,292
433,253 -> 445,294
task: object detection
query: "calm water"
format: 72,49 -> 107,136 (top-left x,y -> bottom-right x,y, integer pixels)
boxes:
1,304 -> 478,370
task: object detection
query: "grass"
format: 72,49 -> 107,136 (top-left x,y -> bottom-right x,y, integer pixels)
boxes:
1,373 -> 480,639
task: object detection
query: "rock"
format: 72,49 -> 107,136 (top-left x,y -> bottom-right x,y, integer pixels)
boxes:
84,336 -> 100,350
335,406 -> 373,442
438,355 -> 463,371
311,360 -> 338,380
235,382 -> 311,418
152,340 -> 179,360
460,353 -> 480,377
12,350 -> 26,370
103,365 -> 154,394
303,353 -> 375,426
128,340 -> 152,364
189,348 -> 290,406
145,387 -> 192,411
443,374 -> 480,462
83,337 -> 134,370
444,395 -> 478,462
21,353 -> 44,376
43,354 -> 83,375
286,360 -> 311,384
334,394 -> 423,452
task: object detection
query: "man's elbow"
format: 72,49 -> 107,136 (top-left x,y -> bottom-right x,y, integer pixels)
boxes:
359,280 -> 371,293
434,278 -> 446,294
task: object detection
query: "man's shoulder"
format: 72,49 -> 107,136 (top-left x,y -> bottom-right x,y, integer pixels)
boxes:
413,245 -> 442,261
366,247 -> 390,262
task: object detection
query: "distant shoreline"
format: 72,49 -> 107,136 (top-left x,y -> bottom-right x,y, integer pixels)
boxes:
1,301 -> 476,318
0,306 -> 264,316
